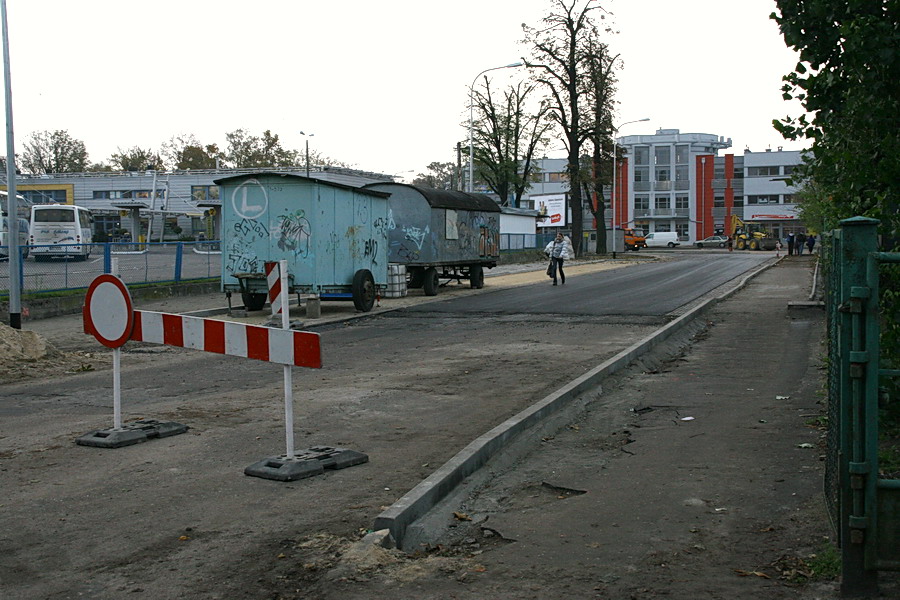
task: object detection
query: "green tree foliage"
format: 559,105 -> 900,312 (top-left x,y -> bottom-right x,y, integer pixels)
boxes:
108,146 -> 164,171
772,1 -> 899,238
523,0 -> 612,256
162,134 -> 226,170
773,1 -> 900,373
412,162 -> 457,190
471,79 -> 552,207
21,130 -> 90,174
225,129 -> 299,168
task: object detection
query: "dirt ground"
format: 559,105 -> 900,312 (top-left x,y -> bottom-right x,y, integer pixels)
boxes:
2,257 -> 897,599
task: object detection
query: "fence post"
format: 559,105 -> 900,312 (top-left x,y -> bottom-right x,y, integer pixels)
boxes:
838,216 -> 880,596
103,242 -> 112,274
174,242 -> 183,282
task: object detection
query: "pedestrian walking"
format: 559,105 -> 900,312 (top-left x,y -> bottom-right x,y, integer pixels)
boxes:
796,231 -> 807,255
786,232 -> 795,256
806,234 -> 816,254
776,240 -> 783,257
727,235 -> 734,252
544,232 -> 571,286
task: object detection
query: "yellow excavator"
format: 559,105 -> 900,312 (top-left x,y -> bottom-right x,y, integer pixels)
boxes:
730,215 -> 778,251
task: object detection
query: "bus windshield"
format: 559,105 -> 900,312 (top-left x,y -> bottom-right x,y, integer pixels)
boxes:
33,209 -> 77,223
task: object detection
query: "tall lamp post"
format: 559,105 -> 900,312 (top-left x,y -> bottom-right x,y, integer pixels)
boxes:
299,131 -> 314,177
468,61 -> 523,193
610,118 -> 650,258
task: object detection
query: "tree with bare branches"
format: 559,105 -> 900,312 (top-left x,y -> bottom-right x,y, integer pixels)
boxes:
470,78 -> 552,207
523,0 -> 612,256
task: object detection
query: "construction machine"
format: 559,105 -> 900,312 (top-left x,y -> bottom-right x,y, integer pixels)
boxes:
730,215 -> 778,251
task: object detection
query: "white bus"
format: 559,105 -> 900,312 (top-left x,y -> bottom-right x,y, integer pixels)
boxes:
29,204 -> 94,261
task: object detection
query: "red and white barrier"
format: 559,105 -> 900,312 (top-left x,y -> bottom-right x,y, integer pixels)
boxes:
265,261 -> 283,317
130,311 -> 321,368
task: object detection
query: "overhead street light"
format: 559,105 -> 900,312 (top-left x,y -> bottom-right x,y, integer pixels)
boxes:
611,118 -> 650,258
468,61 -> 523,193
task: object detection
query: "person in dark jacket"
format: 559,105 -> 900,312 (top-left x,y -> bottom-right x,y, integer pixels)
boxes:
806,234 -> 816,254
787,232 -> 795,256
796,231 -> 807,255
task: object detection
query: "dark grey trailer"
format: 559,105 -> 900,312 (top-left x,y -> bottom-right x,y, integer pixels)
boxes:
362,183 -> 501,295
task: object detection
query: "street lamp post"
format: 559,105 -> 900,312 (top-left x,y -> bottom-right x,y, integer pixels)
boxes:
610,118 -> 650,258
299,131 -> 314,177
468,61 -> 523,193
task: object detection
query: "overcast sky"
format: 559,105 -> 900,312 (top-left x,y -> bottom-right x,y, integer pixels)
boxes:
6,0 -> 807,178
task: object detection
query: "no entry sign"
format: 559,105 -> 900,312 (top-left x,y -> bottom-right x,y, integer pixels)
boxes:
83,274 -> 135,348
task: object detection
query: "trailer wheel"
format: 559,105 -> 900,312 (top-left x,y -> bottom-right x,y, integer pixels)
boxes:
352,269 -> 376,312
242,292 -> 267,311
423,267 -> 440,296
469,265 -> 484,289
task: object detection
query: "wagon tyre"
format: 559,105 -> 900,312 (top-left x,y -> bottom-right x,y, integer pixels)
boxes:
667,242 -> 676,248
696,243 -> 703,249
423,267 -> 440,296
242,292 -> 267,311
352,269 -> 376,312
469,265 -> 484,289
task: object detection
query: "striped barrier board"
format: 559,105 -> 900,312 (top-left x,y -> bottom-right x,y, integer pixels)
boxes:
130,311 -> 321,368
265,261 -> 283,316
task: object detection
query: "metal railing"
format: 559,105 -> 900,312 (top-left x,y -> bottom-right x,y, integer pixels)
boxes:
0,241 -> 221,298
823,216 -> 900,595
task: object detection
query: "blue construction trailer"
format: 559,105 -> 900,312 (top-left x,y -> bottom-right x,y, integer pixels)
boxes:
216,172 -> 390,312
362,183 -> 501,295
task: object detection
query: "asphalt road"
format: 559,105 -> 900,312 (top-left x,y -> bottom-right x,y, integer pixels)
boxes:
0,252 -> 777,600
409,252 -> 771,316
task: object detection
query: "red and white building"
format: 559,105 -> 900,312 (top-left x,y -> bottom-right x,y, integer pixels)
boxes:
614,128 -> 805,243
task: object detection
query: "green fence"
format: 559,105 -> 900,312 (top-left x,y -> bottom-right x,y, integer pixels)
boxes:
824,217 -> 900,596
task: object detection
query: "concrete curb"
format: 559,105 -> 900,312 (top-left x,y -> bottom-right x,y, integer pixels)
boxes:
372,256 -> 782,550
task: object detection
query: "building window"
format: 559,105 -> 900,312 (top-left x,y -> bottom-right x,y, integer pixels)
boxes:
547,172 -> 568,183
675,145 -> 689,165
714,196 -> 725,207
734,196 -> 744,207
191,185 -> 220,203
655,167 -> 671,182
783,165 -> 794,175
654,146 -> 671,166
634,167 -> 649,182
634,196 -> 649,210
783,194 -> 794,203
747,166 -> 781,177
675,195 -> 689,210
655,223 -> 672,232
747,194 -> 780,204
634,147 -> 650,166
675,165 -> 689,181
676,222 -> 689,238
21,189 -> 66,204
654,196 -> 670,210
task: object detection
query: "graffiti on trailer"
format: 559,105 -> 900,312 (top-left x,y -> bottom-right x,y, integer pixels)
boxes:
479,225 -> 500,257
233,218 -> 269,239
394,242 -> 420,262
403,225 -> 430,250
276,210 -> 311,257
364,238 -> 379,262
225,240 -> 260,274
356,199 -> 370,225
373,216 -> 391,237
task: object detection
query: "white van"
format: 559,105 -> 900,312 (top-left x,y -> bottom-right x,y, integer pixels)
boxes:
1,213 -> 30,259
29,204 -> 94,261
644,231 -> 681,248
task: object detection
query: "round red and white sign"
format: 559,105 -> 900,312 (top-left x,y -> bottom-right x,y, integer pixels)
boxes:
84,274 -> 134,348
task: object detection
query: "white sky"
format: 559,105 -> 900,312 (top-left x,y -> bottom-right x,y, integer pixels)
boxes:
6,0 -> 806,178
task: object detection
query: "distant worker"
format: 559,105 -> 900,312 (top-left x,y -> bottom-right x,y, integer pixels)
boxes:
727,235 -> 734,252
806,234 -> 816,254
796,231 -> 807,255
544,232 -> 571,286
